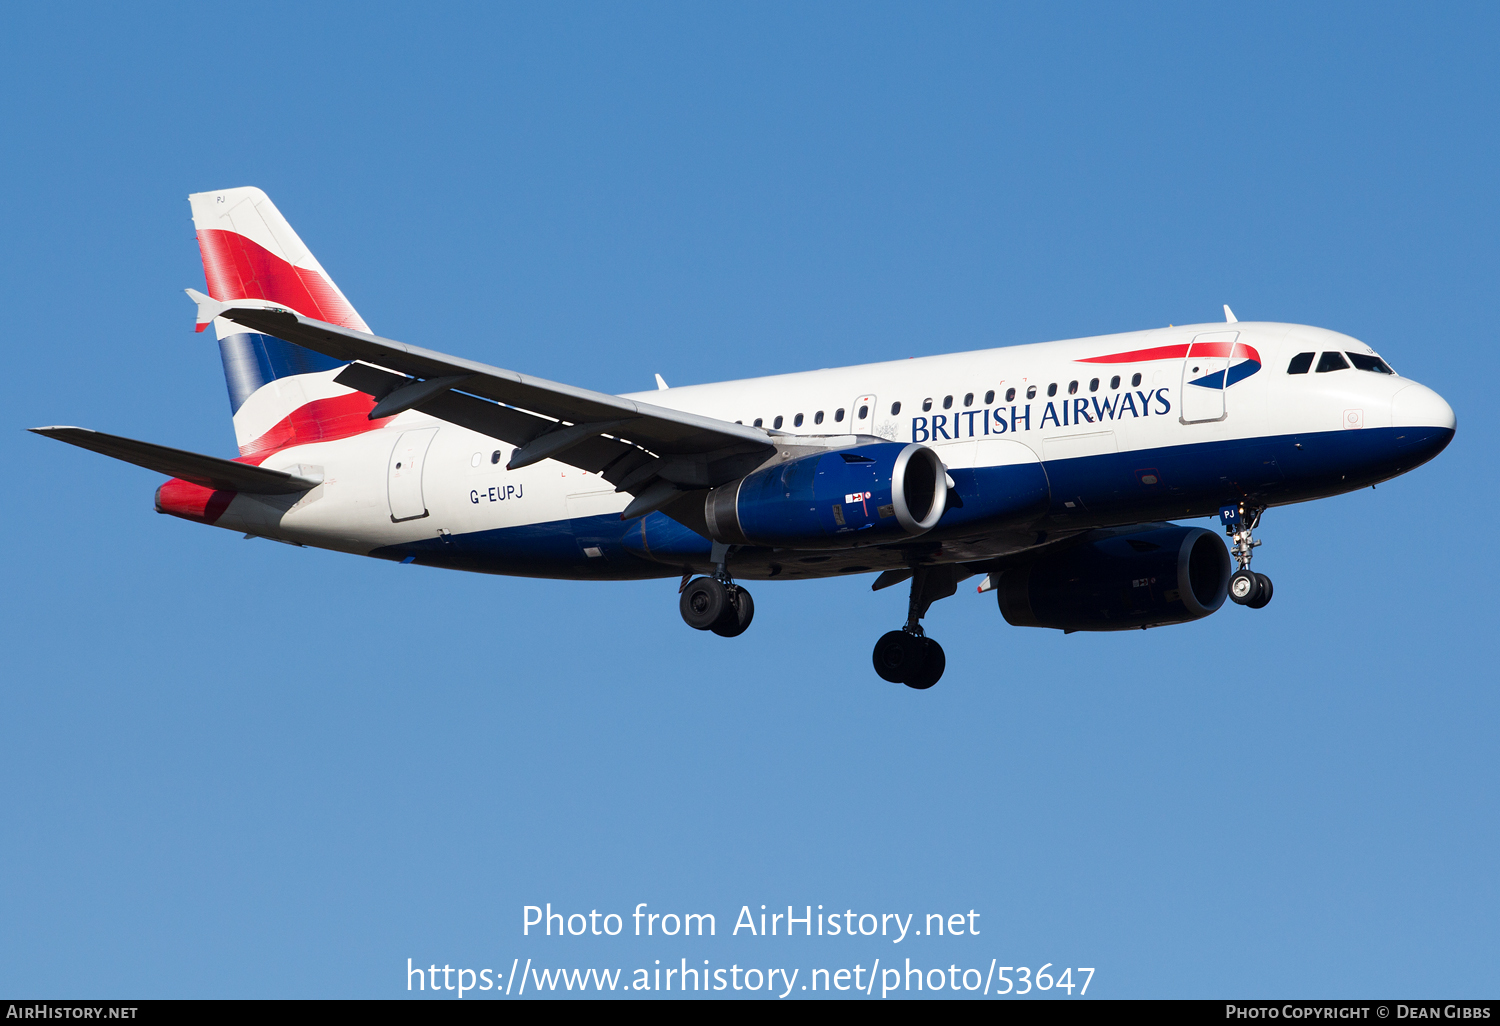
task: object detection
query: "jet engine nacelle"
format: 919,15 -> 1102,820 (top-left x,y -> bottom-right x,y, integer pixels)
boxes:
704,442 -> 947,548
997,525 -> 1231,632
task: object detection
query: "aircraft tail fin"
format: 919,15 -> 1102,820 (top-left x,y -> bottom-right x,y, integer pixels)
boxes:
188,187 -> 386,459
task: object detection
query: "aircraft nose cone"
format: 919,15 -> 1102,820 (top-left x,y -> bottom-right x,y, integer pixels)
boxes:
1393,382 -> 1456,431
1388,382 -> 1456,469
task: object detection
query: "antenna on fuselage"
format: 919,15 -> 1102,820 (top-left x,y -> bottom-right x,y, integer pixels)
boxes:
655,373 -> 669,390
1223,304 -> 1238,323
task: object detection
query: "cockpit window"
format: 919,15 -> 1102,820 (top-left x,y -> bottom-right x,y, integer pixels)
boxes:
1287,352 -> 1314,374
1346,352 -> 1393,374
1316,351 -> 1350,373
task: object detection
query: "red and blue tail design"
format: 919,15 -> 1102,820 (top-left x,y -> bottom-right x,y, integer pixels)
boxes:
189,187 -> 389,459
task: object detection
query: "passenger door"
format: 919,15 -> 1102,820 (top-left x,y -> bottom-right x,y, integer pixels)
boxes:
387,427 -> 439,522
1179,331 -> 1238,423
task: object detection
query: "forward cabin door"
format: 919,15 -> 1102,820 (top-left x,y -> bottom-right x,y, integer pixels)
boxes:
387,427 -> 439,522
849,394 -> 878,435
1179,331 -> 1238,423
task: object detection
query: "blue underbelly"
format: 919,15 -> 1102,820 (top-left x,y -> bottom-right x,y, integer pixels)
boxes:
370,426 -> 1452,577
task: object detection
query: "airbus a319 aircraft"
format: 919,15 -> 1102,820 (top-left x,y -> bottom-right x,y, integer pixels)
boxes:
34,188 -> 1456,689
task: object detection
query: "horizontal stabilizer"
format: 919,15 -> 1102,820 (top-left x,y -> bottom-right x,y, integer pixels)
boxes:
29,426 -> 321,494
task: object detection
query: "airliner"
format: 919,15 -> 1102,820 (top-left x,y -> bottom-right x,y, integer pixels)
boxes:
32,187 -> 1456,689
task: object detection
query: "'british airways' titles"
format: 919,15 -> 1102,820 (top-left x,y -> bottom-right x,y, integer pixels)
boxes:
911,388 -> 1172,442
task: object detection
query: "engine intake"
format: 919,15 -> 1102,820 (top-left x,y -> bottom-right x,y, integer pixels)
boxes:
997,525 -> 1230,632
705,442 -> 947,548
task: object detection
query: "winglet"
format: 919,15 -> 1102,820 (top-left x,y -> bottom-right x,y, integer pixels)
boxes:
185,289 -> 292,333
655,373 -> 669,391
186,288 -> 228,332
1223,304 -> 1238,324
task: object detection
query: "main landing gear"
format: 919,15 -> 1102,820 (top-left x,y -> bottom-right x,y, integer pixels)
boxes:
679,543 -> 755,638
872,565 -> 962,690
1221,502 -> 1273,609
873,630 -> 945,690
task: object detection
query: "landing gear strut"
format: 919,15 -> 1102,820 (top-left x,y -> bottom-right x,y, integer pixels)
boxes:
1221,502 -> 1273,609
679,542 -> 755,637
872,566 -> 960,690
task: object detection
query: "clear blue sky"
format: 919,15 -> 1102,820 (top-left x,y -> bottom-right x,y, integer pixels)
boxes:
2,1 -> 1496,999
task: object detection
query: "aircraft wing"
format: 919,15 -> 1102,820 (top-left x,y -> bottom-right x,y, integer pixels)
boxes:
194,295 -> 778,517
30,426 -> 322,495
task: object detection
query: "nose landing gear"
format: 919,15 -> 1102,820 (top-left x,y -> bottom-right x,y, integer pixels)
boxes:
1228,569 -> 1273,608
679,542 -> 755,637
1221,503 -> 1273,608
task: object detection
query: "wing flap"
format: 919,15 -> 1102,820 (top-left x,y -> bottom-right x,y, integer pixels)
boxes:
334,361 -> 648,475
30,427 -> 321,495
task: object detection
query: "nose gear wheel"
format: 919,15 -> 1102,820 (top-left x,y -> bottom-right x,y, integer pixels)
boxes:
1221,502 -> 1273,608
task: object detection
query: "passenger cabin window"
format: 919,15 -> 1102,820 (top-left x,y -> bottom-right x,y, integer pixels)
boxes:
922,398 -> 933,412
1316,352 -> 1350,373
1026,385 -> 1037,399
1347,352 -> 1394,374
984,389 -> 994,404
858,404 -> 868,419
890,401 -> 901,415
1068,381 -> 1079,395
1089,378 -> 1099,392
794,413 -> 805,427
963,393 -> 974,407
943,395 -> 953,409
1110,375 -> 1120,389
814,410 -> 824,425
1005,387 -> 1016,402
773,415 -> 783,429
834,408 -> 845,422
1287,352 -> 1315,374
1131,372 -> 1142,387
490,450 -> 503,465
1047,383 -> 1057,397
754,418 -> 763,427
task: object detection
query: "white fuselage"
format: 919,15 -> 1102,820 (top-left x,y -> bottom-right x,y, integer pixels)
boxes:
196,320 -> 1454,581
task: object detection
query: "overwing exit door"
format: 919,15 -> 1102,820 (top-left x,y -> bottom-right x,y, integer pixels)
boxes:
387,427 -> 439,522
850,394 -> 877,435
1180,331 -> 1238,423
